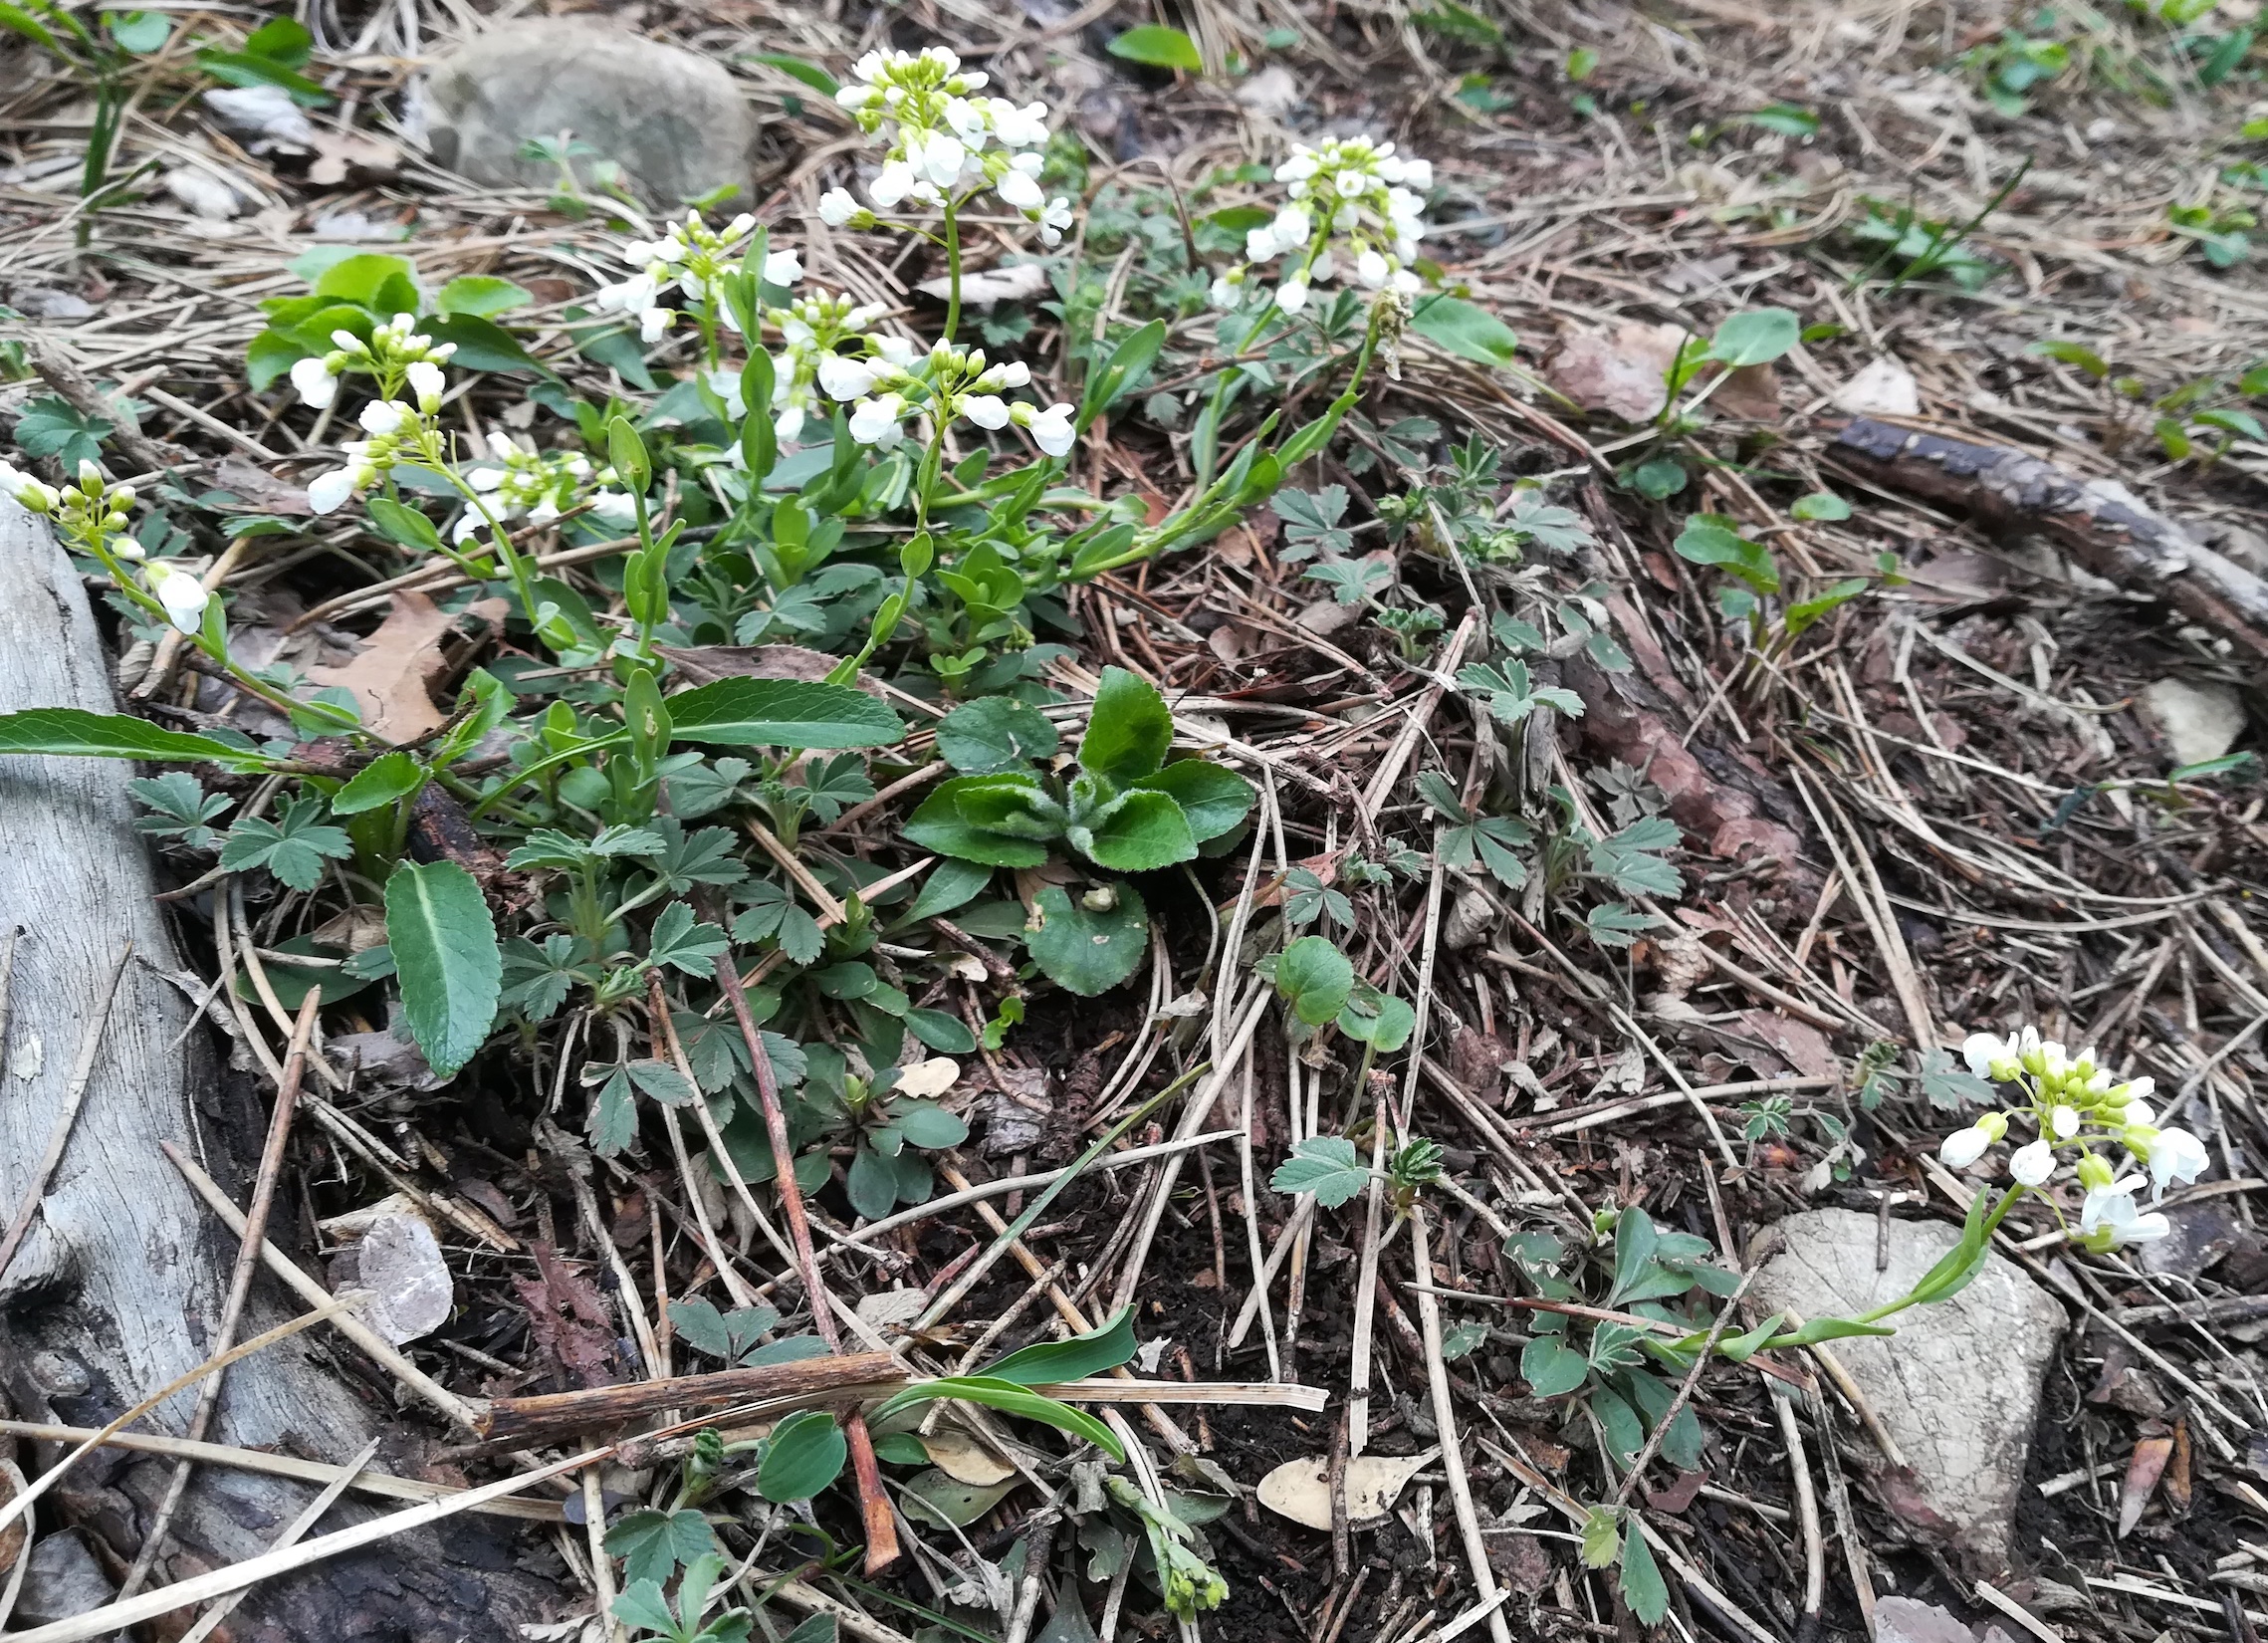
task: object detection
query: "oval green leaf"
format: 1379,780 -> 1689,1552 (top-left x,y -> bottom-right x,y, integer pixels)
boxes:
1026,883 -> 1149,997
667,677 -> 904,750
383,859 -> 502,1079
758,1409 -> 847,1502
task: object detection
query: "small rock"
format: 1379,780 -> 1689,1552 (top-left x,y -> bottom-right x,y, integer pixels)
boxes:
2139,678 -> 2246,768
1235,64 -> 1299,117
1747,1208 -> 2064,1568
161,166 -> 242,220
1873,1595 -> 1980,1643
1837,355 -> 1922,416
351,1212 -> 453,1344
202,84 -> 315,148
18,1533 -> 115,1625
419,20 -> 758,207
2212,524 -> 2268,577
11,288 -> 94,321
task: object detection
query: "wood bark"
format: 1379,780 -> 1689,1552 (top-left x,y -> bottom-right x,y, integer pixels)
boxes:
1829,415 -> 2268,663
0,501 -> 560,1640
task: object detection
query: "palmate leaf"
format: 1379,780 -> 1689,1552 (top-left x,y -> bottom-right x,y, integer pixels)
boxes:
218,797 -> 351,891
603,1507 -> 716,1588
1268,1136 -> 1372,1208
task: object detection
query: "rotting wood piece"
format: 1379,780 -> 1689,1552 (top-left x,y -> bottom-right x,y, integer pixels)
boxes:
1829,415 -> 2268,661
476,1351 -> 906,1443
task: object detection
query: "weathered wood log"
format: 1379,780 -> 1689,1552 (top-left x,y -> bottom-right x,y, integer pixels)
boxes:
476,1352 -> 904,1444
1830,415 -> 2268,663
0,500 -> 559,1637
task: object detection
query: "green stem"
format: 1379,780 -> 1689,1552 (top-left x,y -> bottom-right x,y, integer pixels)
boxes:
942,196 -> 964,344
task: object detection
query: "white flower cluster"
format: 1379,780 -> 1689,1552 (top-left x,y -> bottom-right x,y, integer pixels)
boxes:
1215,135 -> 1432,316
308,397 -> 430,516
454,436 -> 635,543
4,459 -> 207,634
1938,1028 -> 2209,1251
290,315 -> 456,409
820,337 -> 1075,456
767,288 -> 893,442
825,47 -> 1072,243
596,210 -> 803,344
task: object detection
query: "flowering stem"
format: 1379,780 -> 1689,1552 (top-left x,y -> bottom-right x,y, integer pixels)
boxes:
942,195 -> 965,344
420,429 -> 545,645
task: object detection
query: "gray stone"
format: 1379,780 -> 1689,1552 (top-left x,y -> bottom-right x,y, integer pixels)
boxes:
2214,525 -> 2268,577
1747,1208 -> 2064,1569
2139,677 -> 2246,768
1872,1596 -> 1977,1643
418,20 -> 757,207
17,1533 -> 115,1625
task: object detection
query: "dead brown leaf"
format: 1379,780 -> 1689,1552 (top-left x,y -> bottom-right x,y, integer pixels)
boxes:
307,128 -> 402,187
1548,323 -> 1684,422
306,590 -> 509,741
513,1242 -> 618,1390
2118,1434 -> 2173,1536
1738,1011 -> 1839,1079
210,457 -> 316,516
1713,361 -> 1782,422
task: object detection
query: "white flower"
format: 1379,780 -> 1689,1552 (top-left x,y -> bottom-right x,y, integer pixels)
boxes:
2080,1177 -> 2170,1249
819,353 -> 885,400
764,249 -> 803,286
639,307 -> 675,344
596,271 -> 660,315
290,354 -> 340,408
2142,1127 -> 2209,1199
405,359 -> 446,413
1037,196 -> 1074,246
1962,1032 -> 2019,1080
357,399 -> 412,437
2008,1138 -> 2056,1187
141,562 -> 209,634
870,161 -> 917,207
908,128 -> 967,188
986,359 -> 1032,389
1356,248 -> 1391,289
1275,278 -> 1310,315
963,393 -> 1011,429
1939,1123 -> 1994,1170
589,491 -> 637,525
306,466 -> 359,515
996,166 -> 1043,210
847,392 -> 908,447
1020,400 -> 1076,456
818,187 -> 862,226
2124,1096 -> 2157,1130
990,99 -> 1050,148
2049,1105 -> 2080,1140
775,403 -> 807,443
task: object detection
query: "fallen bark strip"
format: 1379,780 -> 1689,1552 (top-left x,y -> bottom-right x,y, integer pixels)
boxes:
1829,415 -> 2268,660
0,1423 -> 564,1520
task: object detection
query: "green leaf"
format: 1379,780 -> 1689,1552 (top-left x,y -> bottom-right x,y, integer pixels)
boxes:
903,1008 -> 978,1054
1074,789 -> 1196,871
1106,24 -> 1203,71
383,860 -> 502,1079
1130,760 -> 1251,843
1273,934 -> 1353,1026
434,276 -> 532,320
983,1306 -> 1138,1385
0,707 -> 271,770
419,314 -> 544,376
1673,513 -> 1780,595
937,697 -> 1057,774
668,677 -> 902,750
1268,1136 -> 1371,1208
364,496 -> 445,554
902,774 -> 1055,867
1409,295 -> 1520,368
1609,1207 -> 1660,1305
14,395 -> 111,468
1784,578 -> 1869,636
1027,883 -> 1149,996
891,1098 -> 969,1149
1742,103 -> 1819,136
107,11 -> 171,51
758,1410 -> 847,1502
1706,308 -> 1800,367
610,1582 -> 677,1638
197,46 -> 330,103
313,253 -> 417,310
1620,1523 -> 1670,1624
1077,666 -> 1174,783
1580,1507 -> 1620,1569
900,857 -> 993,925
871,1375 -> 1125,1462
1523,1335 -> 1589,1397
219,797 -> 352,891
330,750 -> 425,816
1337,992 -> 1416,1053
603,1507 -> 716,1587
648,902 -> 731,975
1790,491 -> 1852,522
745,51 -> 839,96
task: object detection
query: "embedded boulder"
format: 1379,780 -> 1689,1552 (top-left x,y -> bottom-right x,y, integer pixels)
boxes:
419,20 -> 758,207
1747,1207 -> 2065,1570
